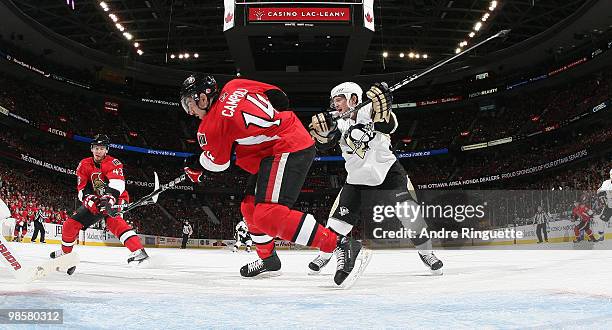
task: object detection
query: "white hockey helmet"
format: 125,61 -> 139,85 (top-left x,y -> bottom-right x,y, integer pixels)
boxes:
330,82 -> 363,108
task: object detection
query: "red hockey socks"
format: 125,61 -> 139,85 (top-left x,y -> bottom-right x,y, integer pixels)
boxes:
242,195 -> 276,259
106,216 -> 143,252
253,203 -> 337,253
61,218 -> 83,254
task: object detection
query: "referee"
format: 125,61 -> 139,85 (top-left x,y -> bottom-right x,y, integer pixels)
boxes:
30,207 -> 47,243
533,205 -> 551,243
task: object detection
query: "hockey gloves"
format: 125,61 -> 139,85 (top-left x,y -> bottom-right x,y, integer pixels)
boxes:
98,194 -> 118,217
367,82 -> 393,123
82,194 -> 100,215
183,154 -> 205,183
310,112 -> 337,142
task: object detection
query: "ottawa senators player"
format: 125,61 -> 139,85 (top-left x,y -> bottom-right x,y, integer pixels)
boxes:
572,195 -> 597,243
180,74 -> 370,286
49,134 -> 149,274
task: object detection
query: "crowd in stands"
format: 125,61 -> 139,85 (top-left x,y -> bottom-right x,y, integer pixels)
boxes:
395,68 -> 612,151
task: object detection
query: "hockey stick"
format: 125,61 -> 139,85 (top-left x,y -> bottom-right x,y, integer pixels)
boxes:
116,172 -> 187,215
336,29 -> 511,120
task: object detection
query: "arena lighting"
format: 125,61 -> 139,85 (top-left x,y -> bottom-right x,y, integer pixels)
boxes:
415,54 -> 420,58
170,54 -> 176,59
451,1 -> 499,53
184,53 -> 190,58
409,52 -> 415,58
423,54 -> 428,59
382,51 -> 388,58
98,1 -> 142,55
136,49 -> 144,55
194,53 -> 199,58
399,53 -> 405,58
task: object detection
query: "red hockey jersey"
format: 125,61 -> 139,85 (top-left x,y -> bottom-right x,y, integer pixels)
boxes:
196,79 -> 313,174
572,204 -> 592,222
76,155 -> 129,202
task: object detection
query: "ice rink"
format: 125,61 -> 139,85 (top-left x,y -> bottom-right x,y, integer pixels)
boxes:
1,242 -> 612,329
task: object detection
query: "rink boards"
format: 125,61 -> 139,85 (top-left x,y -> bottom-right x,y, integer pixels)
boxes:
3,217 -> 612,250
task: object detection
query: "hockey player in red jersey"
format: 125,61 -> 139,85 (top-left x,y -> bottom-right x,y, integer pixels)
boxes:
572,196 -> 597,243
180,74 -> 369,285
49,134 -> 149,274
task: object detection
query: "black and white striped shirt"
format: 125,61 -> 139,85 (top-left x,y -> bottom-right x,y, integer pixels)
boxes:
34,209 -> 47,223
533,211 -> 551,225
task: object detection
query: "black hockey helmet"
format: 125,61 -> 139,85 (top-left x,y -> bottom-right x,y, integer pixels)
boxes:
180,73 -> 219,113
91,134 -> 111,149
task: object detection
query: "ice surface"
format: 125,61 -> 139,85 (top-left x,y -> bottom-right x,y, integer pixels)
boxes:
1,242 -> 611,329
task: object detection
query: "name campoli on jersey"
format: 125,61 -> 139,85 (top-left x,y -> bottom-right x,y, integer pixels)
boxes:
220,88 -> 248,118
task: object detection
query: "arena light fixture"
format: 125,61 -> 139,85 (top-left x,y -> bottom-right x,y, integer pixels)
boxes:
409,52 -> 415,58
399,53 -> 405,58
382,51 -> 388,58
178,54 -> 184,59
98,2 -> 143,56
451,1 -> 500,53
423,54 -> 428,59
170,54 -> 176,59
184,53 -> 190,59
194,53 -> 199,58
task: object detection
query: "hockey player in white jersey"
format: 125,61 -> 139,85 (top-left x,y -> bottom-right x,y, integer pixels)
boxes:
233,219 -> 253,253
595,168 -> 612,240
308,82 -> 443,275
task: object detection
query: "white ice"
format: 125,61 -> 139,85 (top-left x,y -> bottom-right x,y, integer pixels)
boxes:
1,242 -> 612,329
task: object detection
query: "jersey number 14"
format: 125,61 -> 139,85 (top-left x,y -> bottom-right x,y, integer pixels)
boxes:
242,94 -> 281,129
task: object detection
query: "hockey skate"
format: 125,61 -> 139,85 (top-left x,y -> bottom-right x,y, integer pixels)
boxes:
419,251 -> 443,275
240,250 -> 281,278
127,249 -> 150,266
308,252 -> 332,275
333,237 -> 372,289
48,250 -> 79,276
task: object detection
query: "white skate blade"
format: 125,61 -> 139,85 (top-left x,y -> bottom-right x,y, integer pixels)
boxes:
18,252 -> 80,282
337,248 -> 372,290
244,270 -> 282,279
429,268 -> 443,276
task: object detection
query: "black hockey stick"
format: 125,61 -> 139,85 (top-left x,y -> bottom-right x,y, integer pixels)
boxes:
336,29 -> 511,120
115,173 -> 187,215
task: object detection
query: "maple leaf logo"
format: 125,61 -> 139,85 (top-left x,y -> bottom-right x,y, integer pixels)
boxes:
365,12 -> 373,23
225,12 -> 233,23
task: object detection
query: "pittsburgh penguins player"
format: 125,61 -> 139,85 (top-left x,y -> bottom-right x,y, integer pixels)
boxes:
596,169 -> 612,240
308,82 -> 443,275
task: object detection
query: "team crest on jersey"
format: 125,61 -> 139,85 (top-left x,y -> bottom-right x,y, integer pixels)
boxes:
197,132 -> 207,147
344,123 -> 375,159
339,206 -> 350,216
112,159 -> 121,166
219,92 -> 228,102
90,172 -> 105,195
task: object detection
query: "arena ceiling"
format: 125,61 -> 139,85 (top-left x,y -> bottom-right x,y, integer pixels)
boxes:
10,0 -> 593,76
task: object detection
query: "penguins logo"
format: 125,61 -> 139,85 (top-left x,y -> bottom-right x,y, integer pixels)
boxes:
91,172 -> 106,195
344,123 -> 375,159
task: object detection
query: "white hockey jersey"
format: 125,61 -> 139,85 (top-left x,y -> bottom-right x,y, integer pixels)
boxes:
336,105 -> 398,186
597,179 -> 612,207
